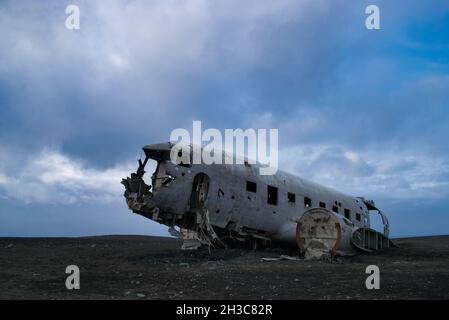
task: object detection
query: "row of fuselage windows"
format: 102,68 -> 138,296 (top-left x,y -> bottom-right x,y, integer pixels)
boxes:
246,180 -> 362,222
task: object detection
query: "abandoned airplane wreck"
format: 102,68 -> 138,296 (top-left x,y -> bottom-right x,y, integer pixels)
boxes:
121,142 -> 394,259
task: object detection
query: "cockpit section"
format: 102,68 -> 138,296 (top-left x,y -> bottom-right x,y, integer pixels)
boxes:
121,142 -> 225,250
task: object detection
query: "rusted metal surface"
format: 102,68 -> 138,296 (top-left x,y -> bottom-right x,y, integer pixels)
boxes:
296,208 -> 357,259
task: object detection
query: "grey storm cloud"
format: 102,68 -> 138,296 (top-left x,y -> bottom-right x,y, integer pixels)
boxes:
0,0 -> 448,237
0,0 -> 378,159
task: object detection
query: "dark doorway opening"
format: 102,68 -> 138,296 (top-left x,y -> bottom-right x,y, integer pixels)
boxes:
190,173 -> 210,210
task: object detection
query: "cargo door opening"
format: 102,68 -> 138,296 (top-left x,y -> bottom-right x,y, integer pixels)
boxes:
190,173 -> 210,210
181,173 -> 220,250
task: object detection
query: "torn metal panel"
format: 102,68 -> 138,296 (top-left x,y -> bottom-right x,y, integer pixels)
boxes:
261,255 -> 302,262
180,228 -> 202,250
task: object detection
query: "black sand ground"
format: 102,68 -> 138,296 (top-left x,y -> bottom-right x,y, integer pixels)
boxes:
0,235 -> 448,299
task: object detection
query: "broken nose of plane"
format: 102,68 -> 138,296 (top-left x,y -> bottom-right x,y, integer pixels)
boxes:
143,142 -> 174,161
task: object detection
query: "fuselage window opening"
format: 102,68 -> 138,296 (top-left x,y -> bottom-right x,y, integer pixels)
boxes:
356,213 -> 361,221
267,185 -> 278,206
319,201 -> 326,208
288,192 -> 296,203
332,205 -> 339,213
246,181 -> 257,193
344,208 -> 351,220
304,197 -> 311,208
177,150 -> 192,168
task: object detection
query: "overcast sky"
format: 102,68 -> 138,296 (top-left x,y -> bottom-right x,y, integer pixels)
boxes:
1,0 -> 448,238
